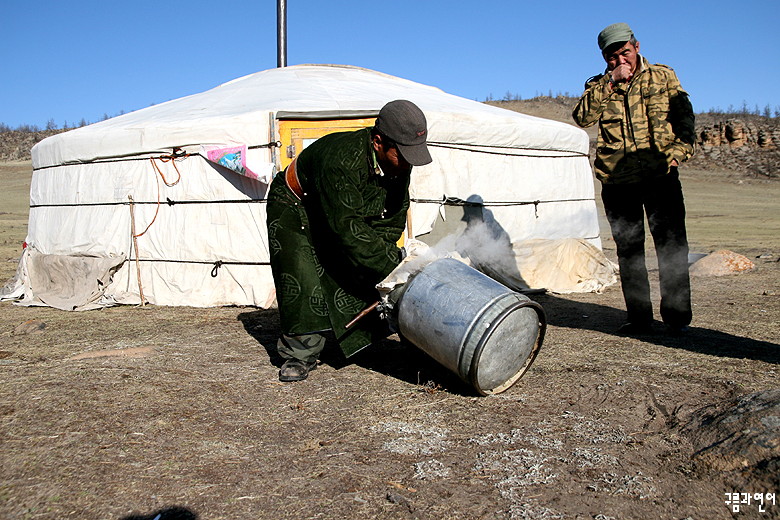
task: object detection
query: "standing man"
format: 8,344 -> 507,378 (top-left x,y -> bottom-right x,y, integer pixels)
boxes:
573,23 -> 695,335
266,100 -> 432,381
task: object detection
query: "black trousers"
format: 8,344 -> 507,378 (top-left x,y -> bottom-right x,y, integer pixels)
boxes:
601,169 -> 692,327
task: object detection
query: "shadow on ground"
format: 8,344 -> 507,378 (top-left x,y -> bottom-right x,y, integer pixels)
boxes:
237,308 -> 478,395
237,292 -> 779,397
120,506 -> 198,520
532,293 -> 780,365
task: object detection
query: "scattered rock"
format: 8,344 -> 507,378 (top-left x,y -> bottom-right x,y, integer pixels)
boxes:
682,389 -> 780,490
386,491 -> 415,513
12,319 -> 46,335
689,250 -> 755,277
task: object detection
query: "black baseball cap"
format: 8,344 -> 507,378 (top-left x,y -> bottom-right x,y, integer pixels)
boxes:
374,100 -> 432,166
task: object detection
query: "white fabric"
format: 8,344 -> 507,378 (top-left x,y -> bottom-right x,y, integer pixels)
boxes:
14,248 -> 126,311
378,237 -> 617,297
511,238 -> 618,293
13,64 -> 605,309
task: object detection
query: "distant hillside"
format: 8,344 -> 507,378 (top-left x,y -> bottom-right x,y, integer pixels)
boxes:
489,97 -> 780,179
0,129 -> 67,162
2,99 -> 778,179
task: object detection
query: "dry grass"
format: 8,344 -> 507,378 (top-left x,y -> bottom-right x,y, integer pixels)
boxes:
1,160 -> 778,520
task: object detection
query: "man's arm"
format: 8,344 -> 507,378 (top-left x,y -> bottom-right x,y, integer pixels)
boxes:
666,70 -> 696,165
572,74 -> 613,128
313,165 -> 402,284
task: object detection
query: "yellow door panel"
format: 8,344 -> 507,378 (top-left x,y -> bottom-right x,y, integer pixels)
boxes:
275,117 -> 408,246
277,118 -> 376,169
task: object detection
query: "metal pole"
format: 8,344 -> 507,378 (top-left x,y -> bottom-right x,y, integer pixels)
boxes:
277,0 -> 287,67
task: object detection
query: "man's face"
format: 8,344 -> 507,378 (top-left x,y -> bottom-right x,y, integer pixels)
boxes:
373,135 -> 412,177
603,40 -> 640,74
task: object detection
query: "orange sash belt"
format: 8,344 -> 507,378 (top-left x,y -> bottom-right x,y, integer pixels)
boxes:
284,158 -> 305,200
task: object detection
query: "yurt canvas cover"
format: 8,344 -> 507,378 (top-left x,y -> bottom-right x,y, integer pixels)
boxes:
5,64 -> 605,310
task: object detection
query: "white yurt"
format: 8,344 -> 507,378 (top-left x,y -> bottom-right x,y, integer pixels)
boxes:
3,64 -> 613,311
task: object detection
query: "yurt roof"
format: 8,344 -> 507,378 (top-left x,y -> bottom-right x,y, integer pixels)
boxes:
32,64 -> 587,168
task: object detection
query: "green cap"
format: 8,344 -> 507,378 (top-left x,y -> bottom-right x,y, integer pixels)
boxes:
598,23 -> 634,51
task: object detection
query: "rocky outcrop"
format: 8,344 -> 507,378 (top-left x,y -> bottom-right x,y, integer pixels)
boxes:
490,98 -> 780,180
690,117 -> 779,179
698,118 -> 779,148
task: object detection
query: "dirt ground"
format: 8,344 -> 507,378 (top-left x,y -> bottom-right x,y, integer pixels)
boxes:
1,161 -> 779,520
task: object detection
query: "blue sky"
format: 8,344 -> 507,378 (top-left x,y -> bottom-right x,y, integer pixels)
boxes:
2,0 -> 778,129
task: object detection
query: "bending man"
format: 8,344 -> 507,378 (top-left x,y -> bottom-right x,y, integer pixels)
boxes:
267,100 -> 432,381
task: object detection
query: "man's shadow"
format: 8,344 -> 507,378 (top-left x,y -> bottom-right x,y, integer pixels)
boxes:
120,506 -> 197,520
237,294 -> 778,397
530,292 -> 780,365
236,307 -> 286,368
419,194 -> 529,291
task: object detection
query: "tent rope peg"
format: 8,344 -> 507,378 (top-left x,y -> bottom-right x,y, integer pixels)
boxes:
211,260 -> 224,277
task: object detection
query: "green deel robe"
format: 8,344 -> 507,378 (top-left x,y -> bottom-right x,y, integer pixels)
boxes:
266,128 -> 409,357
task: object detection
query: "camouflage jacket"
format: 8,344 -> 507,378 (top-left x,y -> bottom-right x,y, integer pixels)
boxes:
572,56 -> 695,184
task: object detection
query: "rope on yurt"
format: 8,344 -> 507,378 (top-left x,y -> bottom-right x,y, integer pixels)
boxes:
426,142 -> 589,158
125,150 -> 188,305
31,141 -> 282,172
411,196 -> 596,218
127,195 -> 146,306
29,198 -> 268,208
131,151 -> 186,239
123,258 -> 271,278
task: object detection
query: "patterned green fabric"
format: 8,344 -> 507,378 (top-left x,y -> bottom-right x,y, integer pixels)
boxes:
572,56 -> 695,184
266,128 -> 408,357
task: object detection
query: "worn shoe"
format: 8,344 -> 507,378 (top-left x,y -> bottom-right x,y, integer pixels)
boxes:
278,359 -> 318,382
617,321 -> 654,336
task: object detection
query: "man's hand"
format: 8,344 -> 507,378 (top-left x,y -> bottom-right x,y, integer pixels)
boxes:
611,63 -> 633,83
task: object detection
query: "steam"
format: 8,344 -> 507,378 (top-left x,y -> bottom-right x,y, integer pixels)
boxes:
378,218 -> 527,295
434,219 -> 526,290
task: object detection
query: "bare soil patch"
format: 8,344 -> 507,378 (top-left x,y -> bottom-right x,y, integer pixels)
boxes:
1,162 -> 778,520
